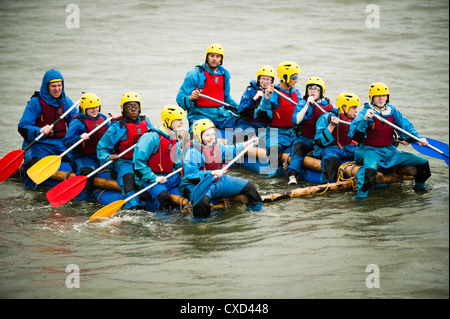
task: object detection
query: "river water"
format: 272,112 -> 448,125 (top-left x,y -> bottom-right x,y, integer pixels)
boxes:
0,0 -> 448,301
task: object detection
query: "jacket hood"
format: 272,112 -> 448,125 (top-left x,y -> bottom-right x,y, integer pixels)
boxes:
39,69 -> 67,107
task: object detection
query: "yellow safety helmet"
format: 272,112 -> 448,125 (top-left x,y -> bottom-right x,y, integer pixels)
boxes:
120,92 -> 141,113
161,105 -> 186,128
206,43 -> 225,65
336,92 -> 360,114
305,77 -> 326,99
80,92 -> 101,115
369,82 -> 390,103
256,65 -> 275,84
192,118 -> 215,145
277,61 -> 301,84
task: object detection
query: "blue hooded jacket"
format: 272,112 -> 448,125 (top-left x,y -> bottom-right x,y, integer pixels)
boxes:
18,69 -> 77,149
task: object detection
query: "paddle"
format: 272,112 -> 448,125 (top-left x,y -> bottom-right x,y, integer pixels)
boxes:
26,115 -> 113,185
0,100 -> 80,184
372,111 -> 449,166
198,93 -> 238,113
89,167 -> 182,221
271,87 -> 351,126
192,140 -> 256,206
46,143 -> 137,207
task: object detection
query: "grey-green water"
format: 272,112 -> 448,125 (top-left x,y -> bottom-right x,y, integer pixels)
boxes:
0,0 -> 448,299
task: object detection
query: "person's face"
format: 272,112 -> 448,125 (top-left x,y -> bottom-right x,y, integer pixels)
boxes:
346,106 -> 358,119
169,119 -> 184,132
201,127 -> 216,146
86,106 -> 99,118
258,76 -> 273,89
123,101 -> 140,121
288,73 -> 299,88
307,85 -> 321,100
372,95 -> 387,107
206,53 -> 222,70
48,81 -> 62,99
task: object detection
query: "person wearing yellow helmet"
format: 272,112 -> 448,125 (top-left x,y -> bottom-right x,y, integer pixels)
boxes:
254,61 -> 303,177
18,69 -> 78,190
234,65 -> 276,145
97,92 -> 154,209
286,76 -> 334,185
133,105 -> 186,211
349,82 -> 431,198
176,43 -> 239,133
180,119 -> 262,218
312,92 -> 360,183
62,92 -> 112,199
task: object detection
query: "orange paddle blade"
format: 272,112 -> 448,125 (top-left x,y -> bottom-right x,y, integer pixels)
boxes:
89,200 -> 126,222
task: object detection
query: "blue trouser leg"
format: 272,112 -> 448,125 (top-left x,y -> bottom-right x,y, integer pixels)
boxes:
287,136 -> 314,179
354,145 -> 430,198
113,161 -> 142,209
23,142 -> 67,190
144,173 -> 181,211
71,156 -> 100,200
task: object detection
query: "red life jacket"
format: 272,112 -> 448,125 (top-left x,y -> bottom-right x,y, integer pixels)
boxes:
114,116 -> 147,159
244,93 -> 264,124
147,131 -> 177,174
270,90 -> 297,128
364,114 -> 395,147
182,140 -> 224,182
33,92 -> 67,139
75,115 -> 107,155
300,102 -> 334,139
196,69 -> 225,108
331,113 -> 353,147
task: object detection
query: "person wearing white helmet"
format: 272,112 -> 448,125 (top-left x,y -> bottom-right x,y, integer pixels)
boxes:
176,43 -> 239,133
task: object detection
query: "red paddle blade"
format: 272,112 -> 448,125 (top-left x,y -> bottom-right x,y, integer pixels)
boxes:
0,149 -> 25,183
46,175 -> 88,207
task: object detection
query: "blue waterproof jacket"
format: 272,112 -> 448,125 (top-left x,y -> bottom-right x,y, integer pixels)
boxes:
179,139 -> 245,191
18,69 -> 77,149
255,85 -> 302,123
292,98 -> 333,127
238,80 -> 261,116
349,103 -> 420,144
133,127 -> 182,189
176,63 -> 238,124
96,116 -> 154,168
63,111 -> 110,161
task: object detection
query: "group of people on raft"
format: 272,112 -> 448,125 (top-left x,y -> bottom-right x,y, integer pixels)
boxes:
17,43 -> 432,217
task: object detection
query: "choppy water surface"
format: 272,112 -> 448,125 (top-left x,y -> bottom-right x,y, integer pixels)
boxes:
0,0 -> 448,299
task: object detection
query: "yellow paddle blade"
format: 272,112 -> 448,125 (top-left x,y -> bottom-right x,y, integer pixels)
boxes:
26,155 -> 62,185
89,200 -> 127,222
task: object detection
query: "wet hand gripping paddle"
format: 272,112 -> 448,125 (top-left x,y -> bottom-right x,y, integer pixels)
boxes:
26,115 -> 113,185
89,167 -> 182,222
0,101 -> 80,184
46,143 -> 137,207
